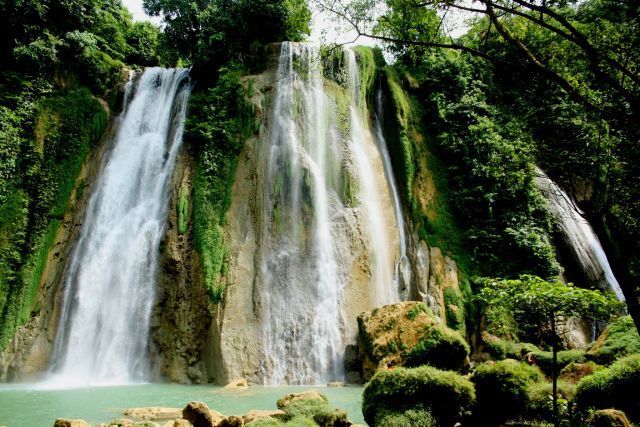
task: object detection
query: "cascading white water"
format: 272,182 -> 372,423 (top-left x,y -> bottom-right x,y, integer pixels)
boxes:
372,87 -> 412,299
345,49 -> 398,306
535,168 -> 625,301
257,43 -> 400,385
48,68 -> 191,386
258,43 -> 344,385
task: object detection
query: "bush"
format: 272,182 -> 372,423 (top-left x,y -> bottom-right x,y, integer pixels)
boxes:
376,409 -> 436,427
587,409 -> 632,427
527,349 -> 586,376
362,365 -> 475,427
403,323 -> 470,371
587,316 -> 640,365
472,359 -> 543,421
482,333 -> 540,360
576,354 -> 640,421
276,393 -> 349,427
560,361 -> 604,383
526,380 -> 576,422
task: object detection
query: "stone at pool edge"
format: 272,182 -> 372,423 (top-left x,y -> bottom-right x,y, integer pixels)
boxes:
220,378 -> 249,392
53,419 -> 90,427
124,407 -> 183,421
182,401 -> 223,427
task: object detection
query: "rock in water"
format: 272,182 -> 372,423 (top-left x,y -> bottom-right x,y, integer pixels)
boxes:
218,415 -> 244,427
182,401 -> 216,427
123,407 -> 182,421
220,378 -> 249,392
242,410 -> 285,424
53,420 -> 90,427
277,390 -> 327,408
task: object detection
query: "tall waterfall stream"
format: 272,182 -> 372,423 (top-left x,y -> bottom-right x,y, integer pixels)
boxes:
256,43 -> 402,385
48,68 -> 191,386
536,168 -> 625,301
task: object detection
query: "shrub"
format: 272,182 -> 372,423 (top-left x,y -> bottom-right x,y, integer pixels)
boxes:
587,316 -> 640,365
376,409 -> 436,427
472,359 -> 543,421
526,380 -> 576,422
482,333 -> 539,360
527,349 -> 586,376
276,392 -> 349,427
576,354 -> 640,421
560,361 -> 604,383
587,409 -> 632,427
362,365 -> 475,427
403,323 -> 470,371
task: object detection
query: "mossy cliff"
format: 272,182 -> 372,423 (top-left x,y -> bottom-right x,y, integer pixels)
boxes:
0,84 -> 115,379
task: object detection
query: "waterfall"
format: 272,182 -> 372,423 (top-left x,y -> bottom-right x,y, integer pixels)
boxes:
535,168 -> 625,301
345,49 -> 398,306
257,43 -> 399,385
372,87 -> 411,299
48,68 -> 191,386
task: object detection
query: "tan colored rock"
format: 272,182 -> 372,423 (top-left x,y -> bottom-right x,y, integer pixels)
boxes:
161,420 -> 192,427
217,416 -> 244,427
358,302 -> 439,379
53,419 -> 90,427
242,410 -> 285,424
124,408 -> 182,421
107,419 -> 133,427
277,390 -> 327,408
220,378 -> 249,392
587,409 -> 631,427
327,381 -> 345,387
182,401 -> 216,427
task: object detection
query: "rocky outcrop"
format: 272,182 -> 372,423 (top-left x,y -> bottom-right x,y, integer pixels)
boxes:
357,301 -> 469,380
182,401 -> 220,427
53,419 -> 91,427
123,408 -> 183,421
150,146 -> 211,383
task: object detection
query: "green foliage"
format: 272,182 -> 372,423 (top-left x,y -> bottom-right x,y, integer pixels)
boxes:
277,397 -> 349,426
576,354 -> 640,421
483,335 -> 540,361
403,324 -> 470,371
376,409 -> 436,427
478,275 -> 623,347
528,349 -> 587,377
144,0 -> 311,81
472,359 -> 544,421
187,69 -> 254,304
362,365 -> 475,427
177,185 -> 190,234
406,302 -> 430,320
443,287 -> 466,333
526,380 -> 577,423
0,87 -> 107,350
587,316 -> 640,365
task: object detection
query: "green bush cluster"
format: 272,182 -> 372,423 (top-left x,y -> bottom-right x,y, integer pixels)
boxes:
443,287 -> 466,334
362,365 -> 475,427
587,316 -> 640,365
277,397 -> 349,427
186,69 -> 254,305
403,324 -> 470,371
576,354 -> 640,421
472,359 -> 544,421
527,349 -> 587,377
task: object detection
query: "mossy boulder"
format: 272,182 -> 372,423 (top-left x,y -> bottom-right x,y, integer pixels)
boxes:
526,349 -> 586,376
587,316 -> 640,365
559,361 -> 604,383
362,365 -> 475,427
276,391 -> 350,427
587,409 -> 632,427
576,354 -> 640,421
357,302 -> 469,379
471,359 -> 544,422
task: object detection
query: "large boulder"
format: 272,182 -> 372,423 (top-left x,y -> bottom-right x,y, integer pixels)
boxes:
241,410 -> 285,424
357,301 -> 469,379
588,409 -> 632,427
221,378 -> 249,392
181,401 -> 216,427
217,415 -> 243,427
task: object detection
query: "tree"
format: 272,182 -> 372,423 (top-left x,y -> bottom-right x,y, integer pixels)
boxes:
477,275 -> 623,426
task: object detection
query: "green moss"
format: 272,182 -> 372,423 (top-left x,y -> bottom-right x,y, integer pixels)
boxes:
472,359 -> 544,422
407,302 -> 430,320
376,409 -> 436,427
403,324 -> 470,371
187,69 -> 254,305
586,316 -> 640,365
362,365 -> 475,427
444,287 -> 466,334
528,349 -> 587,376
0,88 -> 108,350
177,185 -> 190,234
576,354 -> 640,421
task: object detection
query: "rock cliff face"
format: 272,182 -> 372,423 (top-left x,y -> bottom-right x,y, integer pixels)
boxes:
150,145 -> 212,383
0,115 -> 117,381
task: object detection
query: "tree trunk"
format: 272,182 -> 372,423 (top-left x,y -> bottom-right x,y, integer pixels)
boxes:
552,314 -> 559,427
